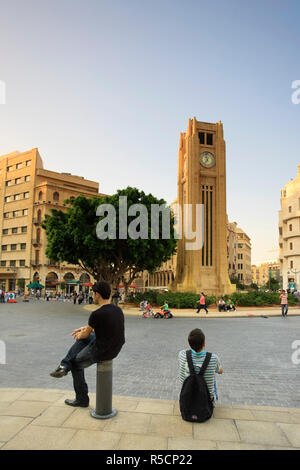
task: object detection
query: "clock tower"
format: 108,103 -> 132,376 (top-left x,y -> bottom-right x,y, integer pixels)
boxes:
173,117 -> 234,295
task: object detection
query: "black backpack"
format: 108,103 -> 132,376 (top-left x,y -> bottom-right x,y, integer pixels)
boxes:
179,350 -> 214,423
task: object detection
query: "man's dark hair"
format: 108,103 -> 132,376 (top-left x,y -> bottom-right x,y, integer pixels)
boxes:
188,328 -> 205,352
92,281 -> 111,299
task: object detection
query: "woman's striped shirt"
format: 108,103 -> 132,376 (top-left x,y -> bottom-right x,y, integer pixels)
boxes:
178,349 -> 221,404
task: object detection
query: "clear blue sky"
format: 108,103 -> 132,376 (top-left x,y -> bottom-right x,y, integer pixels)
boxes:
1,0 -> 300,264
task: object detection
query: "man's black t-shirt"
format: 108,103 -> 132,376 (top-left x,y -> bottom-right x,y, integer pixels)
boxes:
88,303 -> 125,362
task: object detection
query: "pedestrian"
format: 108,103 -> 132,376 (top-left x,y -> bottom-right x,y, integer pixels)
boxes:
280,290 -> 288,317
178,328 -> 223,419
73,292 -> 78,304
196,292 -> 208,314
49,281 -> 125,407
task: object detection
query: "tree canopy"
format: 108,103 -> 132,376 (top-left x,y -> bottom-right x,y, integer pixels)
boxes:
43,187 -> 177,292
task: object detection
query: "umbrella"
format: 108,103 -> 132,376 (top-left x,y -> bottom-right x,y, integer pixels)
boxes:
26,282 -> 45,289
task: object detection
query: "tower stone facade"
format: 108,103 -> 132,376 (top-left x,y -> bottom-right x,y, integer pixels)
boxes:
172,117 -> 234,295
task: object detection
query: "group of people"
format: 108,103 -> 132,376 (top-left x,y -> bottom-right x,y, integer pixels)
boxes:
49,280 -> 221,422
0,288 -> 16,303
196,293 -> 236,314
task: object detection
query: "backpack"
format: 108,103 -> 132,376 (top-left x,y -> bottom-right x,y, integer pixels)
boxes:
179,350 -> 214,423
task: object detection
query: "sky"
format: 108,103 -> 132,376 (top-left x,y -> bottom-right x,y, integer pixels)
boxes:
1,0 -> 300,264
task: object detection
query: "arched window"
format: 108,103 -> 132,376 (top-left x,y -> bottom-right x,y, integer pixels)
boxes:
36,228 -> 41,243
37,209 -> 42,223
38,191 -> 43,201
46,272 -> 58,289
53,192 -> 59,201
79,272 -> 90,284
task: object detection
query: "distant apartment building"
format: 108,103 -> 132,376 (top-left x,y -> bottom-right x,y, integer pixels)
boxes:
227,219 -> 238,279
236,227 -> 252,285
0,148 -> 104,292
251,260 -> 281,288
279,165 -> 300,290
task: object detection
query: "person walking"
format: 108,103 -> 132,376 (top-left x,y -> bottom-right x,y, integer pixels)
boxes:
196,292 -> 208,314
280,290 -> 288,317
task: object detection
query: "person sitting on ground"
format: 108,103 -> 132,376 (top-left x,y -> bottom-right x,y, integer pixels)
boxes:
228,298 -> 236,311
218,298 -> 226,312
140,299 -> 147,310
178,328 -> 223,409
49,281 -> 125,407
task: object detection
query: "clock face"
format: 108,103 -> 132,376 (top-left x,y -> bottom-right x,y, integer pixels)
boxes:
200,151 -> 215,168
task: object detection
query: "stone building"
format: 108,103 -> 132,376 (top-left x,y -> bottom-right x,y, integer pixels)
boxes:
136,118 -> 251,294
279,165 -> 300,290
236,227 -> 252,285
172,117 -> 234,295
251,260 -> 281,288
0,148 -> 105,293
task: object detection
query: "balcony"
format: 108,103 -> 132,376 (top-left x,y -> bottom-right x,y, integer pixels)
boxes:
30,260 -> 42,266
33,218 -> 42,225
32,239 -> 42,246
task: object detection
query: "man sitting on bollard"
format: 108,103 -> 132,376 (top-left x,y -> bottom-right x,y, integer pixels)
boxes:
49,281 -> 125,407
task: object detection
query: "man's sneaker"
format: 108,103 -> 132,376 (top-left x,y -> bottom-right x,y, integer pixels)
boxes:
64,399 -> 89,407
50,365 -> 68,378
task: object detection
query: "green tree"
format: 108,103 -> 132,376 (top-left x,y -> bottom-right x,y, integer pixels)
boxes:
17,278 -> 25,290
43,187 -> 177,297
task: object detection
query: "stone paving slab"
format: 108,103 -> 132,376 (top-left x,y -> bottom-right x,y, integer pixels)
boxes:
1,388 -> 300,450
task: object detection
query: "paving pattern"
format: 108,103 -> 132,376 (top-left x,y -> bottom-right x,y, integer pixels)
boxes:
1,300 -> 300,408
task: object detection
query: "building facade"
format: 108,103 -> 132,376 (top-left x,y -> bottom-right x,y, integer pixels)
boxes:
251,260 -> 281,288
0,148 -> 103,292
172,117 -> 234,295
279,165 -> 300,290
236,228 -> 252,285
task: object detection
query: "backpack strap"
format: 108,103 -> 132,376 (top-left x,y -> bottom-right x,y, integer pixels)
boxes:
186,350 -> 195,375
199,352 -> 212,376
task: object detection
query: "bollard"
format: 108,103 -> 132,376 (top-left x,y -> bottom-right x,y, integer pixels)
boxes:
90,360 -> 117,419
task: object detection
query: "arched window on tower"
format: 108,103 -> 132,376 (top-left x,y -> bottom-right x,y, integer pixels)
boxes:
53,192 -> 59,201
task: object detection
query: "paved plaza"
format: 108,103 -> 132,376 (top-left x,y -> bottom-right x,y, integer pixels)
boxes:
1,300 -> 300,408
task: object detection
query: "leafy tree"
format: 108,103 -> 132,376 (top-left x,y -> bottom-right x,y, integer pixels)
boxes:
43,187 -> 177,297
17,278 -> 25,289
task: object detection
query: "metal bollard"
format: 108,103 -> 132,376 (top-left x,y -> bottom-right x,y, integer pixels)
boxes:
90,360 -> 117,419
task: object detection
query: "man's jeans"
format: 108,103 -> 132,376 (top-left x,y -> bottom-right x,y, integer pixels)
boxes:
281,304 -> 288,316
61,333 -> 97,403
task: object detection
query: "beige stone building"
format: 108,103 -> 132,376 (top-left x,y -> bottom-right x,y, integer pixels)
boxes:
279,165 -> 300,290
236,228 -> 252,285
172,117 -> 234,295
136,118 -> 251,294
0,148 -> 104,293
227,219 -> 238,279
251,260 -> 281,288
